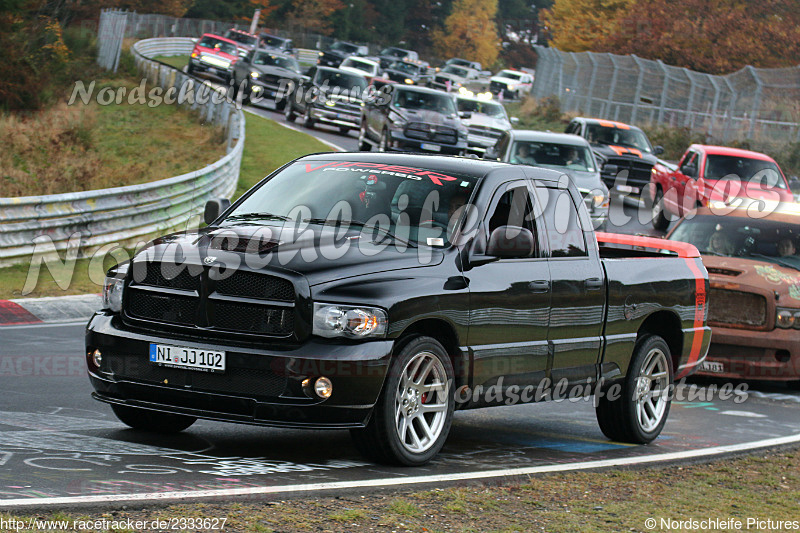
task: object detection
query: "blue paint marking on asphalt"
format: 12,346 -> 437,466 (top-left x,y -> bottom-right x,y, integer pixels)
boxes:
494,435 -> 631,453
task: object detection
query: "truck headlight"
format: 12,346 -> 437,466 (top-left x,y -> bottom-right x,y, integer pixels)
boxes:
102,263 -> 128,313
250,71 -> 260,79
776,308 -> 797,329
313,303 -> 388,339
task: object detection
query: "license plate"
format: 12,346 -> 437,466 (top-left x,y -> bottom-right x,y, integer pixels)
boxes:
700,361 -> 724,373
616,185 -> 641,194
149,343 -> 225,373
421,143 -> 441,152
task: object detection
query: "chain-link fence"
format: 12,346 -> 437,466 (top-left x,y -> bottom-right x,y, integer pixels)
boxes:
532,46 -> 800,145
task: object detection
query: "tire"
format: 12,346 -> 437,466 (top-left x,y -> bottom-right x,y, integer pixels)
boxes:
358,122 -> 371,151
186,63 -> 195,75
378,128 -> 390,152
350,336 -> 455,466
595,334 -> 673,444
274,98 -> 286,111
111,405 -> 196,434
284,101 -> 296,122
305,106 -> 315,129
339,126 -> 350,135
651,188 -> 670,231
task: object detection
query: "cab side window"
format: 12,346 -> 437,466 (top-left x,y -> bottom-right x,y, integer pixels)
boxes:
538,187 -> 587,258
487,185 -> 539,258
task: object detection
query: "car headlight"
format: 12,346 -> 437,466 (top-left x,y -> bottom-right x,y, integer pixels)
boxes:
776,308 -> 795,329
102,263 -> 128,313
250,71 -> 260,79
313,303 -> 388,339
404,78 -> 414,84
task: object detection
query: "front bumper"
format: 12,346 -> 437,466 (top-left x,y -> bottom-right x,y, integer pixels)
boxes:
189,57 -> 232,78
386,129 -> 467,155
309,105 -> 362,129
697,325 -> 800,381
85,312 -> 393,428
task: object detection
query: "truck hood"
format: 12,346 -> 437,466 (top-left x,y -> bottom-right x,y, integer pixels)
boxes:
490,75 -> 523,85
461,113 -> 510,131
702,254 -> 800,305
251,65 -> 301,79
592,143 -> 659,164
436,72 -> 466,83
137,225 -> 444,287
395,107 -> 460,126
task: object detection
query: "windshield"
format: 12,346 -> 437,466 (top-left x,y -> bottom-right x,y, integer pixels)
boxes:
394,89 -> 457,115
381,48 -> 407,58
261,35 -> 287,48
390,61 -> 420,74
253,52 -> 299,72
331,42 -> 359,54
342,58 -> 375,74
442,65 -> 469,77
669,214 -> 800,268
198,37 -> 237,56
456,99 -> 506,119
225,31 -> 256,46
509,141 -> 596,172
704,154 -> 786,189
223,161 -> 479,246
499,71 -> 523,80
448,59 -> 471,67
315,70 -> 368,91
586,124 -> 652,152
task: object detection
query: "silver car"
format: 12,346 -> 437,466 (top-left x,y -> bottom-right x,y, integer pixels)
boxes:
485,130 -> 610,230
454,95 -> 514,155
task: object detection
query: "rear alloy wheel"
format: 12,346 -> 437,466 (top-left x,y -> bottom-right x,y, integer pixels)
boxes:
358,122 -> 371,151
595,334 -> 673,444
284,101 -> 296,122
351,336 -> 454,466
651,188 -> 670,231
111,405 -> 196,434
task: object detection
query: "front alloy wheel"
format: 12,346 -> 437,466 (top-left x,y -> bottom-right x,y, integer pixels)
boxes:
351,336 -> 454,465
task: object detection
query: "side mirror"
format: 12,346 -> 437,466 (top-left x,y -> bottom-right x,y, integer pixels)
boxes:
603,164 -> 619,176
510,116 -> 519,125
483,147 -> 499,160
301,75 -> 311,84
238,50 -> 248,57
654,145 -> 664,156
459,111 -> 472,119
487,226 -> 535,258
680,164 -> 696,178
204,198 -> 231,225
191,38 -> 198,43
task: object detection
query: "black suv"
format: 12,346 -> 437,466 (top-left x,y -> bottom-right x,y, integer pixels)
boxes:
284,66 -> 368,134
231,50 -> 302,108
317,41 -> 367,68
359,85 -> 468,155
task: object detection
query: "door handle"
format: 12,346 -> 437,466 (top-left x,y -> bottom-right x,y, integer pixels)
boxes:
528,280 -> 550,292
585,278 -> 603,290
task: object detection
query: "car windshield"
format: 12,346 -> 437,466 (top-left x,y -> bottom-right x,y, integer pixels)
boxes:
442,65 -> 469,77
342,58 -> 375,73
394,89 -> 457,114
669,214 -> 800,269
585,124 -> 653,152
315,70 -> 368,91
509,141 -> 596,172
253,53 -> 299,72
381,48 -> 407,58
704,154 -> 786,189
198,37 -> 237,56
261,35 -> 287,48
499,71 -> 523,80
222,160 -> 479,246
448,59 -> 471,67
390,62 -> 420,74
225,31 -> 256,46
456,99 -> 506,119
331,42 -> 359,53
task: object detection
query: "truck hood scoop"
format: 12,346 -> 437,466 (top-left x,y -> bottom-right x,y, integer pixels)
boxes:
706,266 -> 743,277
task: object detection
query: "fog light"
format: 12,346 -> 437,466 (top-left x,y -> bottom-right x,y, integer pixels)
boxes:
92,349 -> 102,368
314,377 -> 333,399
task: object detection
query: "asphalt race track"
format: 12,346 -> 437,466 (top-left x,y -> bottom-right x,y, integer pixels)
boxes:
2,107 -> 799,508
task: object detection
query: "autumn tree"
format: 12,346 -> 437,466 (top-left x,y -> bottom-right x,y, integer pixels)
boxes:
540,0 -> 634,52
598,0 -> 800,74
286,0 -> 344,35
432,0 -> 499,67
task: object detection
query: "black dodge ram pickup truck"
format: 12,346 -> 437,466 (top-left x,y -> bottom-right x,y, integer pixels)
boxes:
87,153 -> 711,466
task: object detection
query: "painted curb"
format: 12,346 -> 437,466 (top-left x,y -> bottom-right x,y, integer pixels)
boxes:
0,294 -> 101,325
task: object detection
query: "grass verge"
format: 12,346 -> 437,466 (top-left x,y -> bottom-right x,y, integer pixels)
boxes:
0,112 -> 330,299
1,449 -> 797,532
153,55 -> 188,71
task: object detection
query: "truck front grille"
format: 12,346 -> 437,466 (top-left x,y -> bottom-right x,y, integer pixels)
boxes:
490,80 -> 507,93
468,125 -> 505,140
125,261 -> 297,338
404,122 -> 457,144
604,157 -> 654,188
708,288 -> 767,329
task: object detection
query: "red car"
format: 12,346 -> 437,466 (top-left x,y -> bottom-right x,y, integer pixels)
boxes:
649,145 -> 793,230
187,33 -> 241,82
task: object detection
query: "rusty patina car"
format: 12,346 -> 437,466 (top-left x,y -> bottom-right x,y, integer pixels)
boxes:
667,205 -> 800,383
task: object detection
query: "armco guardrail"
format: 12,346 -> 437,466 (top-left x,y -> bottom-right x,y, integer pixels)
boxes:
0,37 -> 244,267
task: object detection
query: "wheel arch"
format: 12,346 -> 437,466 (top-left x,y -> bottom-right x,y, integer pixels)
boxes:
395,318 -> 467,389
636,310 -> 683,373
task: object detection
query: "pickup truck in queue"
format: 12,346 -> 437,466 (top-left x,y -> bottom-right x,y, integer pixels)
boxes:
88,153 -> 711,466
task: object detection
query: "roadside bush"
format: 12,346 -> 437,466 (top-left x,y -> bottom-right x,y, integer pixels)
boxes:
508,95 -> 569,132
643,126 -> 708,161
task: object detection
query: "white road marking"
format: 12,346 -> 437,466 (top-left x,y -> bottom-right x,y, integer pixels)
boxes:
718,411 -> 768,418
747,391 -> 800,403
2,432 -> 799,508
